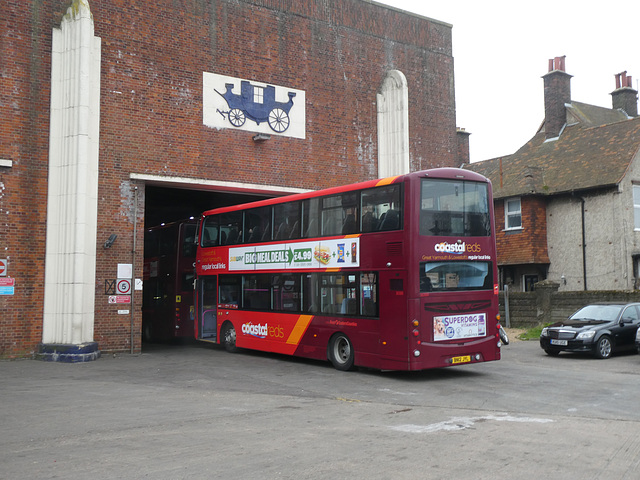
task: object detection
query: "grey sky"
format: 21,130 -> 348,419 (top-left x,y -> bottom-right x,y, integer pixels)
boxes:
375,0 -> 640,162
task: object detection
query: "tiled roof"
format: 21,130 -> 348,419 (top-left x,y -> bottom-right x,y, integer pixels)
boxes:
566,101 -> 629,127
465,113 -> 640,199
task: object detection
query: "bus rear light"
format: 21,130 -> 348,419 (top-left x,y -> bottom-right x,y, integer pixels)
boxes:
413,350 -> 420,357
412,319 -> 419,327
474,354 -> 481,361
496,314 -> 501,322
412,329 -> 419,337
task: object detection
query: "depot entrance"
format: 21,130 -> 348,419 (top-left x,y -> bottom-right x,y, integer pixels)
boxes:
141,183 -> 288,347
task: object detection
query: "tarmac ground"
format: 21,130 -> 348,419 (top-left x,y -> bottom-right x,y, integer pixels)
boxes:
2,338 -> 639,479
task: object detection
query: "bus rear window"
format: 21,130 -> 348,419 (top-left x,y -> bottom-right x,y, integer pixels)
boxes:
420,179 -> 490,237
420,261 -> 492,292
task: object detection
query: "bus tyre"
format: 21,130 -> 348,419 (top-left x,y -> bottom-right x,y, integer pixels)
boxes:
328,333 -> 355,371
222,322 -> 238,353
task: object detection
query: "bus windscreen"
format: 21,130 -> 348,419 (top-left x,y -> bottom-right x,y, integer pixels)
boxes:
420,179 -> 491,237
420,261 -> 492,292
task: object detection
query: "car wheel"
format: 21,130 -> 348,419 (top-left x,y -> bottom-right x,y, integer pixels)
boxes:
594,335 -> 612,359
544,349 -> 560,357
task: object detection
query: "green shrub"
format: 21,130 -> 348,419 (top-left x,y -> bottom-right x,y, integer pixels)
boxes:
520,324 -> 550,340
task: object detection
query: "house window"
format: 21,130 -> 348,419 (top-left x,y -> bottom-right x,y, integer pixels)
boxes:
505,197 -> 522,230
633,185 -> 640,230
253,86 -> 264,104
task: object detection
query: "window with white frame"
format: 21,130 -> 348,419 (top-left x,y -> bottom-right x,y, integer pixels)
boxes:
505,197 -> 522,230
253,86 -> 264,104
634,185 -> 640,230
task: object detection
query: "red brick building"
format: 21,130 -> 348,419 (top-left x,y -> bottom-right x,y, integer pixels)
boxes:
1,0 -> 467,358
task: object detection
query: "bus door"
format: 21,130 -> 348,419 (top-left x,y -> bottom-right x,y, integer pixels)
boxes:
198,276 -> 218,341
378,270 -> 408,360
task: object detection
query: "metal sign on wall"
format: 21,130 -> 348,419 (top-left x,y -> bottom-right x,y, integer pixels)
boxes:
203,72 -> 306,139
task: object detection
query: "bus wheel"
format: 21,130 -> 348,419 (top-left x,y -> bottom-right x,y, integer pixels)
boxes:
222,322 -> 238,353
328,333 -> 355,371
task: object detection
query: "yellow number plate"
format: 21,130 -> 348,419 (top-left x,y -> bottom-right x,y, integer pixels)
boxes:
451,355 -> 471,364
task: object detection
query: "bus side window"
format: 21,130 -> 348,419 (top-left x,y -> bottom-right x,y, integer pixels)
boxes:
274,201 -> 301,241
378,209 -> 399,231
272,274 -> 301,312
361,184 -> 402,233
302,273 -> 319,312
220,212 -> 242,246
360,272 -> 378,317
302,198 -> 320,238
243,274 -> 270,310
182,224 -> 197,257
245,206 -> 271,244
219,275 -> 240,307
201,216 -> 219,247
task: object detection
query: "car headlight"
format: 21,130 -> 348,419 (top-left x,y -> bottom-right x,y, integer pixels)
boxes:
636,328 -> 640,341
577,330 -> 596,340
541,327 -> 548,337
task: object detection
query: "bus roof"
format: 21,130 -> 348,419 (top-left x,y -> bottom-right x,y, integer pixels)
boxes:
201,167 -> 489,217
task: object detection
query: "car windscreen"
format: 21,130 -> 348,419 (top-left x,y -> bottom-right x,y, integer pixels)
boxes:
570,305 -> 622,322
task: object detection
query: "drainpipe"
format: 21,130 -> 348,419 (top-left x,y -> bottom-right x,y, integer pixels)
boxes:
580,196 -> 587,291
131,186 -> 138,354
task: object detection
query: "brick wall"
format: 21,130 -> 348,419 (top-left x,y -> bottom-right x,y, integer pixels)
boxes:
1,0 -> 459,356
494,196 -> 550,266
500,288 -> 640,328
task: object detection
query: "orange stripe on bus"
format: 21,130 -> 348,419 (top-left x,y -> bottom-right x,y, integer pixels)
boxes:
286,315 -> 313,345
375,176 -> 399,186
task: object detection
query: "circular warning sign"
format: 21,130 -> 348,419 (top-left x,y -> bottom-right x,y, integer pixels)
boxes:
0,259 -> 7,276
116,279 -> 131,295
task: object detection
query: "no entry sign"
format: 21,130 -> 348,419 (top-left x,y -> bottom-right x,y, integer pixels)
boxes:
0,259 -> 7,276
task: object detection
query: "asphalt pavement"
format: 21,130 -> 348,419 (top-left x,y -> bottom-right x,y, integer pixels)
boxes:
2,339 -> 639,479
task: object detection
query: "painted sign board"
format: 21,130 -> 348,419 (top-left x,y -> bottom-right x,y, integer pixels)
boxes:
203,72 -> 306,139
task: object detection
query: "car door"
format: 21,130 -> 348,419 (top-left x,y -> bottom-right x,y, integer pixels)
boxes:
615,305 -> 640,348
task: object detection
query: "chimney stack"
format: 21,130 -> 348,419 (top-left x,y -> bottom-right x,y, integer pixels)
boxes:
542,56 -> 572,139
456,127 -> 470,166
611,71 -> 638,117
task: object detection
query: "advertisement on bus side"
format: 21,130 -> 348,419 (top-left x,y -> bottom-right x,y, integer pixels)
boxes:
228,238 -> 360,271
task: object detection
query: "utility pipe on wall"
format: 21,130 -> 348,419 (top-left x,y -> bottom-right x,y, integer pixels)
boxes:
131,186 -> 138,354
580,196 -> 587,291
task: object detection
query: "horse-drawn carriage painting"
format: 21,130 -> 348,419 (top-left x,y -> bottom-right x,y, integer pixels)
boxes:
203,72 -> 305,139
216,81 -> 296,133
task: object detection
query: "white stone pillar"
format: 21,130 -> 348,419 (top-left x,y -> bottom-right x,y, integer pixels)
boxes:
377,70 -> 409,178
40,0 -> 101,361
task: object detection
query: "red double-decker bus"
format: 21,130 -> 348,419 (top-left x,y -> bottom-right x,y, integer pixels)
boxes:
194,168 -> 504,370
142,219 -> 197,342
